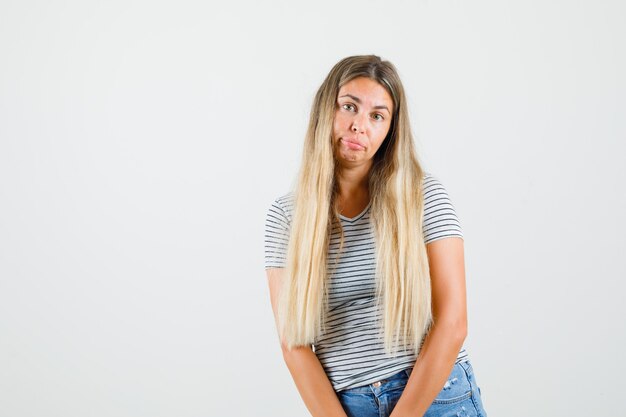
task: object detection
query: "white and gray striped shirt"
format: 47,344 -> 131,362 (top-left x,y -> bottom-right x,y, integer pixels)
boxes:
264,173 -> 469,392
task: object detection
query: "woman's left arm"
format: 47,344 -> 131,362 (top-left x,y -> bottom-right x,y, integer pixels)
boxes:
390,237 -> 467,417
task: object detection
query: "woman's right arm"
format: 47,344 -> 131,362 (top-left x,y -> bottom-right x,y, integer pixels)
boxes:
265,268 -> 348,417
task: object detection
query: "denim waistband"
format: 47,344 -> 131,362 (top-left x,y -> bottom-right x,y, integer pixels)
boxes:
338,368 -> 411,394
338,359 -> 473,394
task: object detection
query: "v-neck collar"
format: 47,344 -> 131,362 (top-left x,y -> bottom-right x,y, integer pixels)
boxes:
338,201 -> 372,222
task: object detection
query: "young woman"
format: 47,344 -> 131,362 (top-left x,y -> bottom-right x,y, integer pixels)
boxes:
264,55 -> 488,417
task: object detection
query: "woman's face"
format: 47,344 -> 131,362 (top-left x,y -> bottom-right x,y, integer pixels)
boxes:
332,77 -> 394,168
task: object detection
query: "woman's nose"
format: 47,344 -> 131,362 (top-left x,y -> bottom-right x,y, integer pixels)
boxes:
351,114 -> 366,132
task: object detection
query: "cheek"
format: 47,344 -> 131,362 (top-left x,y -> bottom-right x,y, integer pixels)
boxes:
333,112 -> 345,127
375,123 -> 391,139
370,125 -> 390,148
332,114 -> 346,136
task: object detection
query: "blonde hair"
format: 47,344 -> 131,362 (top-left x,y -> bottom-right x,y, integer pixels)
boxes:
277,55 -> 431,357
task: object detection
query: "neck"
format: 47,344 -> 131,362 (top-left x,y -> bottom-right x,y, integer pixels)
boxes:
335,163 -> 371,200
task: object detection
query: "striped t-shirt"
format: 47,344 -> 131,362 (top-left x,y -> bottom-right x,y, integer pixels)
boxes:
264,172 -> 469,392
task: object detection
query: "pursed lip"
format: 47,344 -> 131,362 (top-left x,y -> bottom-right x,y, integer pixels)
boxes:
341,137 -> 365,149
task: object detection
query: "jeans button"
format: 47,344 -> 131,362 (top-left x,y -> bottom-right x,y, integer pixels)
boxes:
372,381 -> 382,388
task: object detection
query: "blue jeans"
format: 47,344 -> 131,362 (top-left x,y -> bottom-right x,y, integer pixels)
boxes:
337,360 -> 487,417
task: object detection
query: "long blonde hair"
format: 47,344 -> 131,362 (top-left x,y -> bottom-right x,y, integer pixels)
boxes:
277,55 -> 431,357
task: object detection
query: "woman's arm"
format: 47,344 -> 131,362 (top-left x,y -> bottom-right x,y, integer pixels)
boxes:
390,237 -> 468,417
266,268 -> 348,417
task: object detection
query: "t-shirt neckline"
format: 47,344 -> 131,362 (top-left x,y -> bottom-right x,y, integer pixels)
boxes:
338,201 -> 372,222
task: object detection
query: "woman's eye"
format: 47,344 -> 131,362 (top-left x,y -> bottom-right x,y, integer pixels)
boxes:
342,103 -> 355,111
373,113 -> 384,121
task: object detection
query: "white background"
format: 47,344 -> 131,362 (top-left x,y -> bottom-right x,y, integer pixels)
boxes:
1,1 -> 624,416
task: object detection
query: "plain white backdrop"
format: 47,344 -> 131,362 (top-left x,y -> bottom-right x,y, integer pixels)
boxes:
1,1 -> 624,416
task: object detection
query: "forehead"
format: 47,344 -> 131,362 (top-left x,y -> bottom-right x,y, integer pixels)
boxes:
337,77 -> 393,106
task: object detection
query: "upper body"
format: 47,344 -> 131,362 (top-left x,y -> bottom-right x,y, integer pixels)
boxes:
264,172 -> 468,392
263,55 -> 470,417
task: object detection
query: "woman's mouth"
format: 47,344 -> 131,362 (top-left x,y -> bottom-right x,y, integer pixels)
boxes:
341,138 -> 365,150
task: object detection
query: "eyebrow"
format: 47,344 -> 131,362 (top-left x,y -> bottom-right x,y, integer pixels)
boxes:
338,94 -> 391,113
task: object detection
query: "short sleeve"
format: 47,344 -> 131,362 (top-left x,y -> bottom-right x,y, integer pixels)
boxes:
264,195 -> 293,269
422,174 -> 464,244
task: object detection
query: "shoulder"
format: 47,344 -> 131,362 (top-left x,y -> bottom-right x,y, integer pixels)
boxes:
420,171 -> 464,243
421,171 -> 444,194
265,191 -> 295,229
421,171 -> 455,205
264,192 -> 294,269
